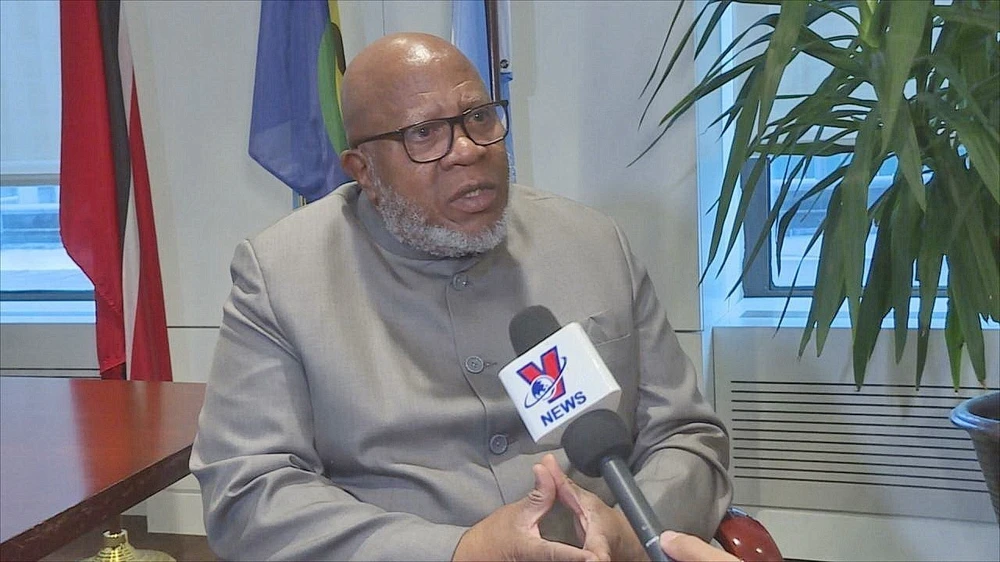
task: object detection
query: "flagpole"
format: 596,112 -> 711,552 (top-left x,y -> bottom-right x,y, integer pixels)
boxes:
484,0 -> 501,101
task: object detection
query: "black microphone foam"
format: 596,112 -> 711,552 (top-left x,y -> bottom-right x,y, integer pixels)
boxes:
509,305 -> 561,355
561,408 -> 634,477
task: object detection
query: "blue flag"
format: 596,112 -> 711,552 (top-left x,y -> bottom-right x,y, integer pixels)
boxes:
249,0 -> 350,203
451,0 -> 491,89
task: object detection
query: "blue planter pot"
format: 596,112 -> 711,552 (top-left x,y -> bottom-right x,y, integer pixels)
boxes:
950,391 -> 1000,524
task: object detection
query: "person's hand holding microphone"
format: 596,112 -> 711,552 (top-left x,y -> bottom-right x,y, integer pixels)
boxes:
660,530 -> 740,562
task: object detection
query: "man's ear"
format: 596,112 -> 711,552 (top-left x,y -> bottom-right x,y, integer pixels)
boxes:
341,149 -> 379,205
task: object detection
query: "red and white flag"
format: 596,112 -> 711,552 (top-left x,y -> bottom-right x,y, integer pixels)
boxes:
59,0 -> 172,381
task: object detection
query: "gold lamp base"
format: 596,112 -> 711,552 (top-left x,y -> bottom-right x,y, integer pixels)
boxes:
82,529 -> 176,562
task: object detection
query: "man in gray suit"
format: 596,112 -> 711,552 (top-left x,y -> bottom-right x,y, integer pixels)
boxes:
191,32 -> 732,561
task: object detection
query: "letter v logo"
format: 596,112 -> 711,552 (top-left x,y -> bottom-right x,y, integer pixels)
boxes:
517,346 -> 567,407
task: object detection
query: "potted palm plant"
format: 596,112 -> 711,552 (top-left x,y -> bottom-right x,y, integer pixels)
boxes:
638,0 -> 998,520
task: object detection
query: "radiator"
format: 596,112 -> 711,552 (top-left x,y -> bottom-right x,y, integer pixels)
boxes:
712,326 -> 999,523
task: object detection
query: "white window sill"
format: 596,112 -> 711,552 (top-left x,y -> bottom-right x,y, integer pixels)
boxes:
0,300 -> 96,324
715,296 -> 998,332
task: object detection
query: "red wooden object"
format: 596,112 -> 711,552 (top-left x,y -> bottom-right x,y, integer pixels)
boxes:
715,507 -> 785,562
0,377 -> 205,560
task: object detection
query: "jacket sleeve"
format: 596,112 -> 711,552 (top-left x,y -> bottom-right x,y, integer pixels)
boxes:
613,225 -> 734,541
189,240 -> 467,561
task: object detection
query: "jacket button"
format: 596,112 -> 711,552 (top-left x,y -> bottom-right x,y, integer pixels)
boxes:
465,356 -> 484,374
451,273 -> 469,290
489,434 -> 508,455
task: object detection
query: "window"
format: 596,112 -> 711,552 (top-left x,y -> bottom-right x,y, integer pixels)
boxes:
742,155 -> 901,297
0,0 -> 93,306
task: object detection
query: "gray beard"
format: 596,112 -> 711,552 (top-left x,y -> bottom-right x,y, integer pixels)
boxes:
368,168 -> 509,259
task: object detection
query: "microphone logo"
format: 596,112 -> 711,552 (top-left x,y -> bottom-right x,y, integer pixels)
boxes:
517,346 -> 568,408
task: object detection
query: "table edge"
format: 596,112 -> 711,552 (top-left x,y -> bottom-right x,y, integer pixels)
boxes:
0,445 -> 194,560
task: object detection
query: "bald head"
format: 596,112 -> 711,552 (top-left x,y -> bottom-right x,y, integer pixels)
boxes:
341,33 -> 486,146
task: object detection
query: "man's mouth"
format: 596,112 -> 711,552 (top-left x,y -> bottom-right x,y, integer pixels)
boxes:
450,185 -> 498,214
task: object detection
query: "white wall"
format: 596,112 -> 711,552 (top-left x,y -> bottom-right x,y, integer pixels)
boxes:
509,1 -> 703,333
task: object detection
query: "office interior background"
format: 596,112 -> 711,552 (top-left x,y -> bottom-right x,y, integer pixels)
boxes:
1,1 -> 997,560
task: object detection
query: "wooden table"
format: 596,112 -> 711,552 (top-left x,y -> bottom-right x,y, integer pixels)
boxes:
0,377 -> 206,561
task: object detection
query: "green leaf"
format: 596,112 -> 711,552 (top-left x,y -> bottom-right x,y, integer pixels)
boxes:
714,60 -> 763,134
797,26 -> 861,74
734,98 -> 852,281
779,219 -> 827,332
950,254 -> 988,387
838,113 -> 882,328
943,287 -> 966,390
960,193 -> 1000,321
858,0 -> 880,49
706,68 -> 762,274
725,157 -> 771,291
768,132 -> 854,275
924,96 -> 1000,210
888,104 -> 927,210
915,245 -> 943,388
632,56 -> 762,165
878,0 -> 930,154
958,123 -> 1000,206
701,18 -> 777,85
914,165 -> 952,388
752,141 -> 855,156
739,137 -> 826,289
754,70 -> 863,141
933,4 -> 1000,35
694,0 -> 734,59
756,0 -> 807,139
808,189 -> 849,356
658,56 -> 762,130
777,164 -> 849,259
640,0 -> 718,126
888,182 -> 922,363
641,0 -> 692,99
929,55 -> 999,143
854,220 -> 893,387
804,0 -> 860,30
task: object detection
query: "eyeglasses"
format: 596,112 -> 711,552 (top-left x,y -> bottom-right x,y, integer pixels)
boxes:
350,100 -> 509,163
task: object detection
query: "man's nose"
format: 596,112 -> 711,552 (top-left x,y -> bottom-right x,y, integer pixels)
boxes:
443,125 -> 487,166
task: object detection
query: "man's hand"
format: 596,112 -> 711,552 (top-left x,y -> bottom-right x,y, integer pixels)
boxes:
541,454 -> 648,562
660,531 -> 739,562
453,462 -> 597,562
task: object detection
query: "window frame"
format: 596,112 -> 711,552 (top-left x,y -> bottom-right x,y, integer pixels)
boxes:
741,159 -> 813,298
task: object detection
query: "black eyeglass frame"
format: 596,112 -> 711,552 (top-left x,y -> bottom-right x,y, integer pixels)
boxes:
349,100 -> 510,163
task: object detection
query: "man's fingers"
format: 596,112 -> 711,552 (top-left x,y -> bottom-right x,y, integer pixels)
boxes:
520,463 -> 558,525
583,533 -> 613,562
541,453 -> 568,482
541,453 -> 587,518
660,531 -> 740,562
528,538 -> 599,562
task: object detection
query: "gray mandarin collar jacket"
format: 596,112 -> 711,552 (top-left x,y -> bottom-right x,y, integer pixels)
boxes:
190,183 -> 732,560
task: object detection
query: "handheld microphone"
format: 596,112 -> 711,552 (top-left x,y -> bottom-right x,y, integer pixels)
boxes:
499,306 -> 622,444
501,306 -> 670,562
562,409 -> 671,562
